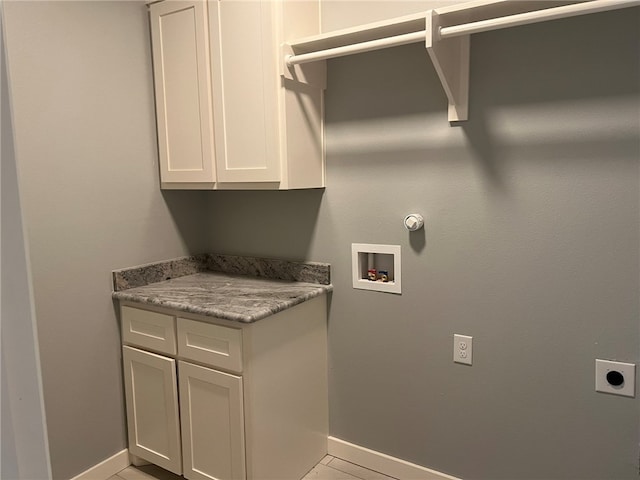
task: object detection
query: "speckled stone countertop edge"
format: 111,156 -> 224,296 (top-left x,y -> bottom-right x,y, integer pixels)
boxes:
112,284 -> 332,324
112,253 -> 331,291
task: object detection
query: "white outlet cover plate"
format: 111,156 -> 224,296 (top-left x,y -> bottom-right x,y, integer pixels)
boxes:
454,334 -> 472,365
595,359 -> 635,397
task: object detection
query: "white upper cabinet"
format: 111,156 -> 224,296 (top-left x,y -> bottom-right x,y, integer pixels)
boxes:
149,0 -> 325,190
149,1 -> 216,188
209,1 -> 279,184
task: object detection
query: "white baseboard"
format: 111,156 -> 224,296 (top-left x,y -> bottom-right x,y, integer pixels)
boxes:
69,449 -> 130,480
70,440 -> 458,480
328,437 -> 462,480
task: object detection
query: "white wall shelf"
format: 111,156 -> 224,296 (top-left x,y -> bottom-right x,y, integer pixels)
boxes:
283,0 -> 639,123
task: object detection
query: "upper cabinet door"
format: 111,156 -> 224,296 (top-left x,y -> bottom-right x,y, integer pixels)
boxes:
208,0 -> 281,184
150,0 -> 216,186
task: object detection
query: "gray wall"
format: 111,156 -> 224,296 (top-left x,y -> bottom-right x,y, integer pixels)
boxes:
2,2 -> 207,478
2,1 -> 638,479
204,6 -> 640,480
1,5 -> 51,477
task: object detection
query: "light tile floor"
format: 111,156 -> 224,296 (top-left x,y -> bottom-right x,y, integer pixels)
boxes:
109,456 -> 398,480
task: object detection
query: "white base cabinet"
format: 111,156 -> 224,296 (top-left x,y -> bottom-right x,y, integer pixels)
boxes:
120,295 -> 328,480
149,0 -> 325,190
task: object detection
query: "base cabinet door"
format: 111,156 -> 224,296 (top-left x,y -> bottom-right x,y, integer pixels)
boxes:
122,346 -> 182,474
178,361 -> 246,480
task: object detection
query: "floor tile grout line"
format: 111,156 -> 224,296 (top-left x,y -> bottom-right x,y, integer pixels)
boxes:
323,461 -> 369,480
327,457 -> 400,480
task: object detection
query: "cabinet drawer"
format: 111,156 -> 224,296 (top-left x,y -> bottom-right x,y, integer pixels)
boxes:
122,306 -> 176,355
177,318 -> 242,373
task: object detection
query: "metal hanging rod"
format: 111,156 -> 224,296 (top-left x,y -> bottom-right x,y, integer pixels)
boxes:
285,0 -> 638,67
285,30 -> 425,67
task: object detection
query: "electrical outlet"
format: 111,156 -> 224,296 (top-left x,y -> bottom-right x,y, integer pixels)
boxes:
595,359 -> 635,397
454,334 -> 472,365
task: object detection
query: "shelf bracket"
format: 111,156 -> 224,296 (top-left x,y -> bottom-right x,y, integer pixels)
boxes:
425,10 -> 469,122
280,43 -> 327,90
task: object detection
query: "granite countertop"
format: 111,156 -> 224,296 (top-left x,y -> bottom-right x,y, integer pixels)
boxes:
112,254 -> 332,323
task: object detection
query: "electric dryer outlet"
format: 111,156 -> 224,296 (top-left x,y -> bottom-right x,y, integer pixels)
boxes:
595,359 -> 635,397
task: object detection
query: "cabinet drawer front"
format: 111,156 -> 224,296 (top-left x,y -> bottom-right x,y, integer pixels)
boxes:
122,306 -> 176,355
177,318 -> 242,373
